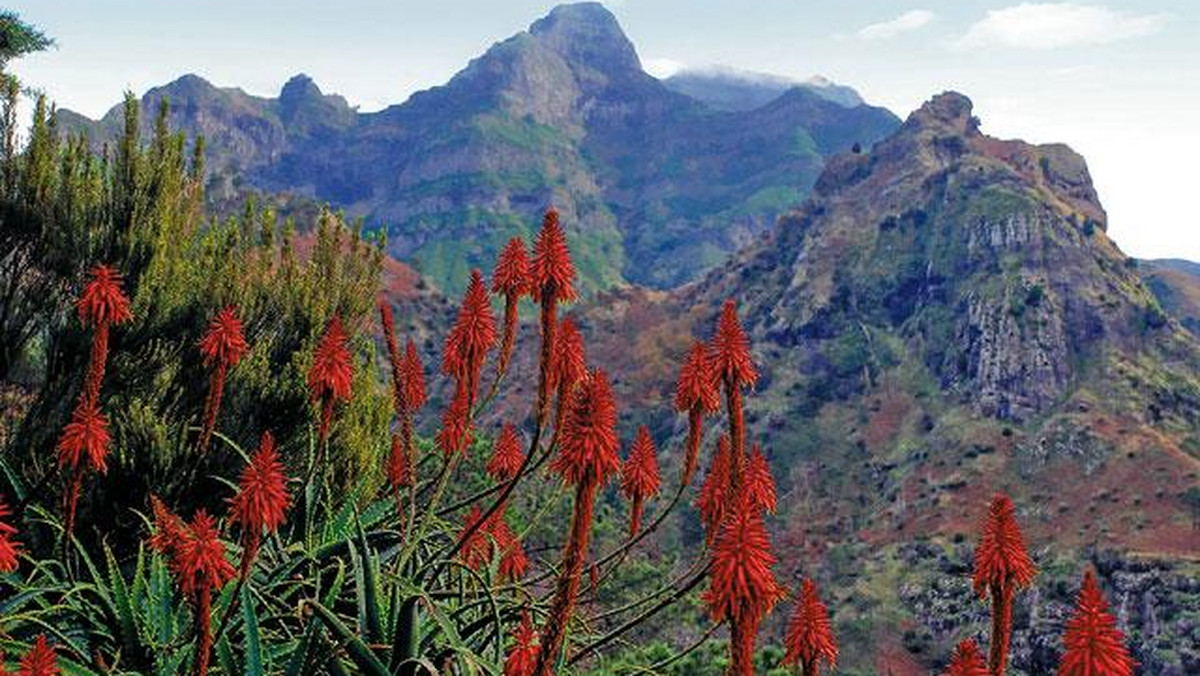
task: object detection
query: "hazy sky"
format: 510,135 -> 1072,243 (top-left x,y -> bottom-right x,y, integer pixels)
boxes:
7,1 -> 1198,261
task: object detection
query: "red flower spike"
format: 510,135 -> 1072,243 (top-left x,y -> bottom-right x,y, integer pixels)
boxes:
198,306 -> 248,369
551,369 -> 620,487
229,431 -> 290,576
174,511 -> 235,598
744,444 -> 777,515
973,493 -> 1037,676
56,401 -> 110,474
437,388 -> 474,458
401,339 -> 426,410
973,493 -> 1037,594
552,318 -> 588,392
703,493 -> 784,626
941,640 -> 989,676
458,506 -> 494,572
675,340 -> 720,485
493,237 -> 532,299
530,208 -> 576,305
442,269 -> 497,404
77,265 -> 132,329
387,434 -> 411,491
695,435 -> 733,543
620,426 -> 661,537
379,301 -> 408,416
487,423 -> 525,482
709,299 -> 757,391
1057,571 -> 1136,676
17,635 -> 59,676
197,307 -> 249,452
704,493 -> 783,676
0,496 -> 22,573
498,532 -> 529,581
148,495 -> 187,560
784,579 -> 838,676
504,612 -> 540,676
309,317 -> 354,444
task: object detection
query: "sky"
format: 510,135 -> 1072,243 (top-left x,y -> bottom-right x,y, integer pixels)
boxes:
7,0 -> 1199,261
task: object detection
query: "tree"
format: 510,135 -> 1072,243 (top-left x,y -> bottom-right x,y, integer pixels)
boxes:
0,10 -> 53,72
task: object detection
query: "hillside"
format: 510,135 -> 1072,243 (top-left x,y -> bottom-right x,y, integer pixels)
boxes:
569,92 -> 1200,674
58,3 -> 898,295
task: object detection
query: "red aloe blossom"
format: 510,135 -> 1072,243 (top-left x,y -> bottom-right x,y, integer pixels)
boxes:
620,425 -> 661,537
402,339 -> 427,411
703,493 -> 784,676
551,317 -> 587,434
228,431 -> 290,577
744,444 -> 777,515
674,340 -> 720,486
197,306 -> 249,452
437,387 -> 474,457
973,493 -> 1037,676
443,269 -> 497,406
942,640 -> 989,676
695,435 -> 733,543
16,636 -> 59,676
492,237 -> 531,380
55,400 -> 111,536
783,579 -> 838,676
487,423 -> 525,482
76,265 -> 133,408
172,510 -> 235,676
308,316 -> 354,446
0,495 -> 21,573
458,505 -> 494,572
535,368 -> 619,676
709,299 -> 757,476
148,495 -> 187,560
496,521 -> 529,581
1057,571 -> 1136,676
531,208 -> 577,426
504,612 -> 540,676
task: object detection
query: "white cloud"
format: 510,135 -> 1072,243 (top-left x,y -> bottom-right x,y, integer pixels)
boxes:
642,57 -> 685,79
853,10 -> 936,41
953,3 -> 1169,50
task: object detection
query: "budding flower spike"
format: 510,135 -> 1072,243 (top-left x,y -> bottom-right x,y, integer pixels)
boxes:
1056,570 -> 1136,676
504,612 -> 540,676
709,299 -> 755,477
744,443 -> 777,515
695,435 -> 733,543
55,400 -> 111,536
620,425 -> 661,537
197,306 -> 249,451
551,316 -> 587,434
973,493 -> 1036,676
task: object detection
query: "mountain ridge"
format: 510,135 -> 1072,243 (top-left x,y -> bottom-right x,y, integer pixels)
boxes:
56,2 -> 899,295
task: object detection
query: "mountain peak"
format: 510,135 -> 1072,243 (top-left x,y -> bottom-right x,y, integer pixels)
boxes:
280,73 -> 322,102
528,2 -> 640,74
905,91 -> 978,135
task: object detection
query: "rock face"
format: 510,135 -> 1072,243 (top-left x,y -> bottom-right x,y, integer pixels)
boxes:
59,2 -> 899,295
571,91 -> 1200,673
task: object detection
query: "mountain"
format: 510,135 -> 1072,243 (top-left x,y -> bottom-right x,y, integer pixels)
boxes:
58,3 -> 899,295
662,66 -> 865,111
1141,258 -> 1200,335
570,92 -> 1200,674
